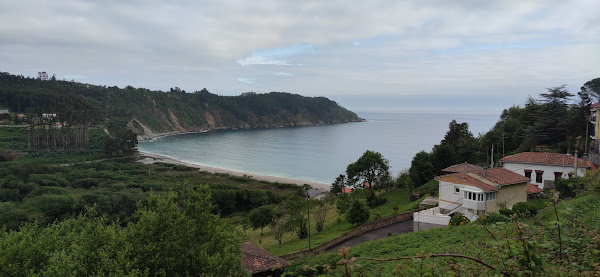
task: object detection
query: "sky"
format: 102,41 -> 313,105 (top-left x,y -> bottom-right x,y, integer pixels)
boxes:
1,0 -> 599,115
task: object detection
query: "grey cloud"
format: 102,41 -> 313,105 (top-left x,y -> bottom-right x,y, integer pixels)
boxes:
0,0 -> 598,112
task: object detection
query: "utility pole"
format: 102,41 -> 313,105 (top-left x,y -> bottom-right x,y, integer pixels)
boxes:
502,136 -> 506,157
491,144 -> 494,168
307,193 -> 311,251
574,149 -> 579,177
585,123 -> 589,155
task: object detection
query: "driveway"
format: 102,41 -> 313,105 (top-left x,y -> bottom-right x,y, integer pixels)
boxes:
325,219 -> 413,252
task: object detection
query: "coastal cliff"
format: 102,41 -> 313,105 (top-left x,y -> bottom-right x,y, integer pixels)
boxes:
0,72 -> 362,140
123,89 -> 363,140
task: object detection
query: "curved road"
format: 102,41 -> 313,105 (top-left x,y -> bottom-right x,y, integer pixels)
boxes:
325,219 -> 413,252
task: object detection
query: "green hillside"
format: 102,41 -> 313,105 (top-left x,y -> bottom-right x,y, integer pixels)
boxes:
0,72 -> 362,139
287,189 -> 600,276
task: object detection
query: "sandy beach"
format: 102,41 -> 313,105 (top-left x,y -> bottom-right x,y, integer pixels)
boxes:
136,151 -> 330,192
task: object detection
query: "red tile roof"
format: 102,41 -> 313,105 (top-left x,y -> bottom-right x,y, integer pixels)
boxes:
484,168 -> 531,186
591,102 -> 600,109
442,162 -> 483,173
438,167 -> 529,192
242,242 -> 290,274
341,187 -> 352,194
526,183 -> 543,195
500,152 -> 596,170
440,173 -> 498,192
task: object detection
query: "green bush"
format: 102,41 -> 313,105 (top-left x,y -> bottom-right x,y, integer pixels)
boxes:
512,202 -> 538,217
366,190 -> 387,208
0,188 -> 20,202
347,200 -> 370,226
482,212 -> 510,224
555,177 -> 584,198
449,214 -> 470,226
499,208 -> 515,217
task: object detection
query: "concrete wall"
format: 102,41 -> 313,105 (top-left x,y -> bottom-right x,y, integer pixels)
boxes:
413,221 -> 447,231
503,162 -> 586,189
439,180 -> 484,211
493,182 -> 527,210
413,208 -> 450,231
485,199 -> 498,213
280,210 -> 417,261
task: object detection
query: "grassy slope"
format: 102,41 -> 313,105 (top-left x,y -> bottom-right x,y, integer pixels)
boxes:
248,186 -> 424,256
287,192 -> 600,276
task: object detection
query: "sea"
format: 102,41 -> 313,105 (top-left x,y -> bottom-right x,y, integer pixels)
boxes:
137,112 -> 499,185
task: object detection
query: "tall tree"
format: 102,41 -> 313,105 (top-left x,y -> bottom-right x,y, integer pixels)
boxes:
330,174 -> 346,195
346,150 -> 390,190
409,151 -> 434,187
313,197 -> 333,232
248,206 -> 274,235
270,214 -> 289,246
534,85 -> 573,145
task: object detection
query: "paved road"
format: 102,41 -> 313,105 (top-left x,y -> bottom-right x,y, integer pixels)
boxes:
325,219 -> 413,252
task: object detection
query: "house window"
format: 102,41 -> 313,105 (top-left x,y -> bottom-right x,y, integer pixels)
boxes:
524,170 -> 532,179
486,192 -> 496,201
455,186 -> 460,194
464,191 -> 483,201
554,172 -> 562,181
535,170 -> 544,183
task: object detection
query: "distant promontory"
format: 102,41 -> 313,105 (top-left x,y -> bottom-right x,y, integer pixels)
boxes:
0,72 -> 362,140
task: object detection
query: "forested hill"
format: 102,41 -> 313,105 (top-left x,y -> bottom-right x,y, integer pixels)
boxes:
0,72 -> 362,139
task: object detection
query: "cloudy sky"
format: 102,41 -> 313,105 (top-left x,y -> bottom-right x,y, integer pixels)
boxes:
1,0 -> 599,114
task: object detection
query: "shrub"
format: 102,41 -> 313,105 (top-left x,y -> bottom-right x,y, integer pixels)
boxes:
0,188 -> 20,202
482,212 -> 510,224
499,208 -> 515,217
366,190 -> 387,208
449,214 -> 470,226
71,178 -> 100,189
297,221 -> 308,239
512,202 -> 538,217
555,177 -> 584,198
347,200 -> 370,226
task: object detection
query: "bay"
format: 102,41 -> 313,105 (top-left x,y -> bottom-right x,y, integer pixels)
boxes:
137,112 -> 498,185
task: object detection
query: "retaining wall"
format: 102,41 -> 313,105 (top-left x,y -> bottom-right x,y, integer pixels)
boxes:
280,210 -> 416,261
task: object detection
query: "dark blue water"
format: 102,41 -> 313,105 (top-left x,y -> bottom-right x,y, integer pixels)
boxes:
138,112 -> 498,184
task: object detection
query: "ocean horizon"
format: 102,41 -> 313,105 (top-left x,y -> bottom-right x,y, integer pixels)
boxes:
138,111 -> 499,185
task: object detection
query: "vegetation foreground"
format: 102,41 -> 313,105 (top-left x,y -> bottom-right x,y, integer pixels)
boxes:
1,74 -> 600,275
287,190 -> 600,276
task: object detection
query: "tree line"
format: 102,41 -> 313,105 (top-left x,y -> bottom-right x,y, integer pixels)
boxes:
0,72 -> 361,138
408,78 -> 600,187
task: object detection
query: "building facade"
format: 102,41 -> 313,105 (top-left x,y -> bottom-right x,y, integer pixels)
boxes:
500,152 -> 595,189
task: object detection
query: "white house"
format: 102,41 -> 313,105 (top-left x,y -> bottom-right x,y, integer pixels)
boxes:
499,152 -> 596,189
414,167 -> 537,231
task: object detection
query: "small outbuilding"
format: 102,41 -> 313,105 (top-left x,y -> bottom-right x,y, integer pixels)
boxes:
241,242 -> 291,277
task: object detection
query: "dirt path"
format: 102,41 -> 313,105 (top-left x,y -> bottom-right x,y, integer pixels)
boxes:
325,219 -> 413,252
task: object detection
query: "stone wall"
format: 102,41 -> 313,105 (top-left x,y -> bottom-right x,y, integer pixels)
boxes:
280,210 -> 417,261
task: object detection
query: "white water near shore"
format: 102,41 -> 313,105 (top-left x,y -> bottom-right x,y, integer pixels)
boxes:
137,151 -> 331,192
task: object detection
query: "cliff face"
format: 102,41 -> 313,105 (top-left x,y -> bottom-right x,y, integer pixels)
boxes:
121,90 -> 363,140
0,73 -> 362,140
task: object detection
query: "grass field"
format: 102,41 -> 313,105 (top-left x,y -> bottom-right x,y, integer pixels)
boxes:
246,186 -> 424,256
